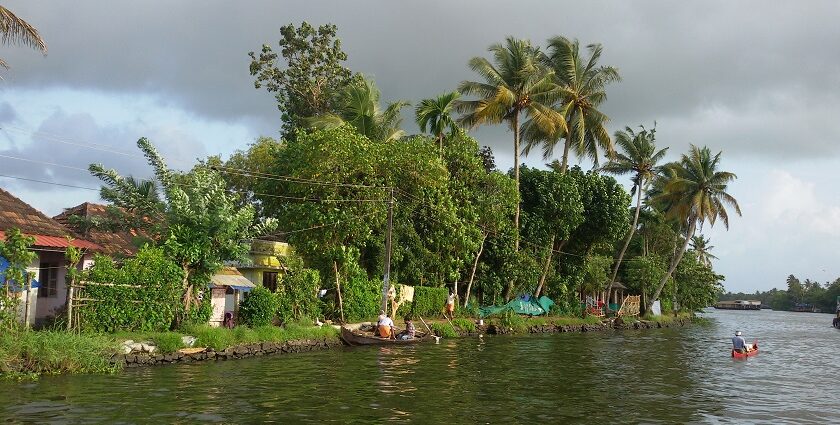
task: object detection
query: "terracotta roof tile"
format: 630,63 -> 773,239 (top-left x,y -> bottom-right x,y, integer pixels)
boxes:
0,188 -> 101,250
53,202 -> 141,257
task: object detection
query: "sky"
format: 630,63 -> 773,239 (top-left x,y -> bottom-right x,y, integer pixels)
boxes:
2,1 -> 839,293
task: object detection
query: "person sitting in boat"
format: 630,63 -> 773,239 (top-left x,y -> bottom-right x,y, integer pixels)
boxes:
377,310 -> 395,338
398,316 -> 417,340
732,330 -> 753,353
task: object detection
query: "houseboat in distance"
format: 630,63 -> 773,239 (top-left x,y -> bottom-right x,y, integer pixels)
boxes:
714,300 -> 762,310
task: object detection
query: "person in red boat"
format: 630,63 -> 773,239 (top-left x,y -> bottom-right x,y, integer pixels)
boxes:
732,330 -> 754,353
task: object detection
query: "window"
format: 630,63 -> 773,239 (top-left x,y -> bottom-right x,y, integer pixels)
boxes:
262,272 -> 278,292
38,263 -> 58,298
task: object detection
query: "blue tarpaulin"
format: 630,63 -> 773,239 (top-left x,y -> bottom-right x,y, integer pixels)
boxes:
479,296 -> 556,318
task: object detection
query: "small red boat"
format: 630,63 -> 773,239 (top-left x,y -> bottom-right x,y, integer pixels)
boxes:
731,341 -> 758,359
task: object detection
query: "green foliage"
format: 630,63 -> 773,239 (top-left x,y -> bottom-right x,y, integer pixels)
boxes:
276,267 -> 322,324
88,137 -> 277,322
0,228 -> 36,331
496,309 -> 529,333
81,246 -> 184,332
0,331 -> 120,378
430,322 -> 458,338
450,318 -> 476,333
623,255 -> 668,304
239,286 -> 279,328
674,252 -> 724,311
411,286 -> 449,318
305,77 -> 409,143
249,21 -> 358,137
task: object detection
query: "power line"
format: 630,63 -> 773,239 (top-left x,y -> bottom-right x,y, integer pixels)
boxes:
0,173 -> 99,191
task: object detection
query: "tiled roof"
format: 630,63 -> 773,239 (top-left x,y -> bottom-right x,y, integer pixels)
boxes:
53,202 -> 140,257
0,187 -> 74,237
0,188 -> 100,250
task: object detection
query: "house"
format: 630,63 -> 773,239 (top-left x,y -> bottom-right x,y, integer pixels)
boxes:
208,267 -> 256,327
235,238 -> 293,290
0,188 -> 100,325
53,202 -> 142,257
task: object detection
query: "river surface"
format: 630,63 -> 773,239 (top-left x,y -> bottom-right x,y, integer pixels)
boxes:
2,310 -> 838,424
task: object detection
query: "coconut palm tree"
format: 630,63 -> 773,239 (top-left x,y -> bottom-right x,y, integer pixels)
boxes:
600,125 -> 668,300
415,91 -> 460,157
306,77 -> 409,143
455,37 -> 565,248
524,36 -> 619,172
1,6 -> 47,69
690,235 -> 717,267
649,145 -> 741,306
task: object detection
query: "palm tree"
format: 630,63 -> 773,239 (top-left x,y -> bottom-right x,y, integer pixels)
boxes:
690,235 -> 717,267
649,145 -> 741,306
306,77 -> 409,143
600,125 -> 668,300
524,36 -> 619,172
455,37 -> 565,248
1,6 -> 47,69
415,91 -> 460,157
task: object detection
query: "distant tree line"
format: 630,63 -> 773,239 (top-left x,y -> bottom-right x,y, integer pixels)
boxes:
719,275 -> 840,312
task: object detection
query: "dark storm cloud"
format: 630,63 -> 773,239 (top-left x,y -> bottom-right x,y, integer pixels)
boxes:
0,109 -> 205,191
4,0 -> 840,163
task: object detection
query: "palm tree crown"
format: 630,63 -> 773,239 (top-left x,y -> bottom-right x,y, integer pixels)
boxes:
415,91 -> 460,155
649,144 -> 741,305
525,36 -> 619,171
601,124 -> 668,296
455,36 -> 564,249
1,6 -> 47,69
306,77 -> 409,143
690,235 -> 717,267
601,125 -> 668,195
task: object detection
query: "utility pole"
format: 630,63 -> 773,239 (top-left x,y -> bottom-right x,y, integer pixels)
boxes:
380,187 -> 394,314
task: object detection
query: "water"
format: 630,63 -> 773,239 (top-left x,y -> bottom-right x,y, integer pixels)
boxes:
2,310 -> 837,424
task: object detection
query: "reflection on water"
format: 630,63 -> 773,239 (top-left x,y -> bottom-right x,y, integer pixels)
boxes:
1,310 -> 838,423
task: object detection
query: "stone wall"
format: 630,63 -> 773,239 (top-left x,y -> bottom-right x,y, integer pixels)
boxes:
115,338 -> 342,368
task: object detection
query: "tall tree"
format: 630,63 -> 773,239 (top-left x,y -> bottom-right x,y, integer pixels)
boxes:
415,91 -> 460,157
249,22 -> 357,136
0,6 -> 46,70
89,138 -> 277,322
649,145 -> 741,307
524,36 -> 619,172
689,235 -> 717,267
455,37 -> 565,249
601,125 -> 668,299
306,77 -> 409,143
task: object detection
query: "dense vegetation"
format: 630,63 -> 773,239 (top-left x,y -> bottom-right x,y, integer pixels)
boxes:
0,22 -> 744,378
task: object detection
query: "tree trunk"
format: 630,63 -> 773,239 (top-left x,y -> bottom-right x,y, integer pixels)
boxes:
438,132 -> 444,159
534,234 -> 556,298
334,261 -> 344,323
560,136 -> 572,174
464,233 -> 487,308
512,111 -> 521,251
605,184 -> 644,302
650,220 -> 697,306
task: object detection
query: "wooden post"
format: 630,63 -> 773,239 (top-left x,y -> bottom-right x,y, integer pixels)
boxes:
380,187 -> 394,313
334,261 -> 344,323
23,272 -> 31,329
67,276 -> 75,331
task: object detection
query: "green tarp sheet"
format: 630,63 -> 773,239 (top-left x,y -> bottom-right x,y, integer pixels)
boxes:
479,296 -> 555,318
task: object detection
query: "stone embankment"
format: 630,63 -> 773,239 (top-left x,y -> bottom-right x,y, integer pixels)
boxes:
115,317 -> 692,368
116,338 -> 342,368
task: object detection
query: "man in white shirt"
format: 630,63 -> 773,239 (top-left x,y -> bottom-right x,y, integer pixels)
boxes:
377,310 -> 395,338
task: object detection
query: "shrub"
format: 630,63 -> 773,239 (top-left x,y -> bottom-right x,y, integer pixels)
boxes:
0,331 -> 119,378
341,275 -> 380,321
81,247 -> 183,332
411,287 -> 449,318
430,322 -> 457,338
496,309 -> 528,333
451,318 -> 476,333
276,268 -> 322,324
149,332 -> 186,353
238,286 -> 278,328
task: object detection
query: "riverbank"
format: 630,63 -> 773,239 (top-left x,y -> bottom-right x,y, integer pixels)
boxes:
1,314 -> 694,379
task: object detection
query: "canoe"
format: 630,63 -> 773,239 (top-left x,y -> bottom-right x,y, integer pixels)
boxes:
731,341 -> 758,359
340,326 -> 435,346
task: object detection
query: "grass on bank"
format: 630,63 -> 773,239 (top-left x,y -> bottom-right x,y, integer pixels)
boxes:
0,331 -> 120,380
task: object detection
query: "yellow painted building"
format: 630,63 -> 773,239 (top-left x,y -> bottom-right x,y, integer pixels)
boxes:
236,239 -> 293,291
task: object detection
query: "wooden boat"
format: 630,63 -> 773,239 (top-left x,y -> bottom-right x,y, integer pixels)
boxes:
340,326 -> 435,346
731,341 -> 758,359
